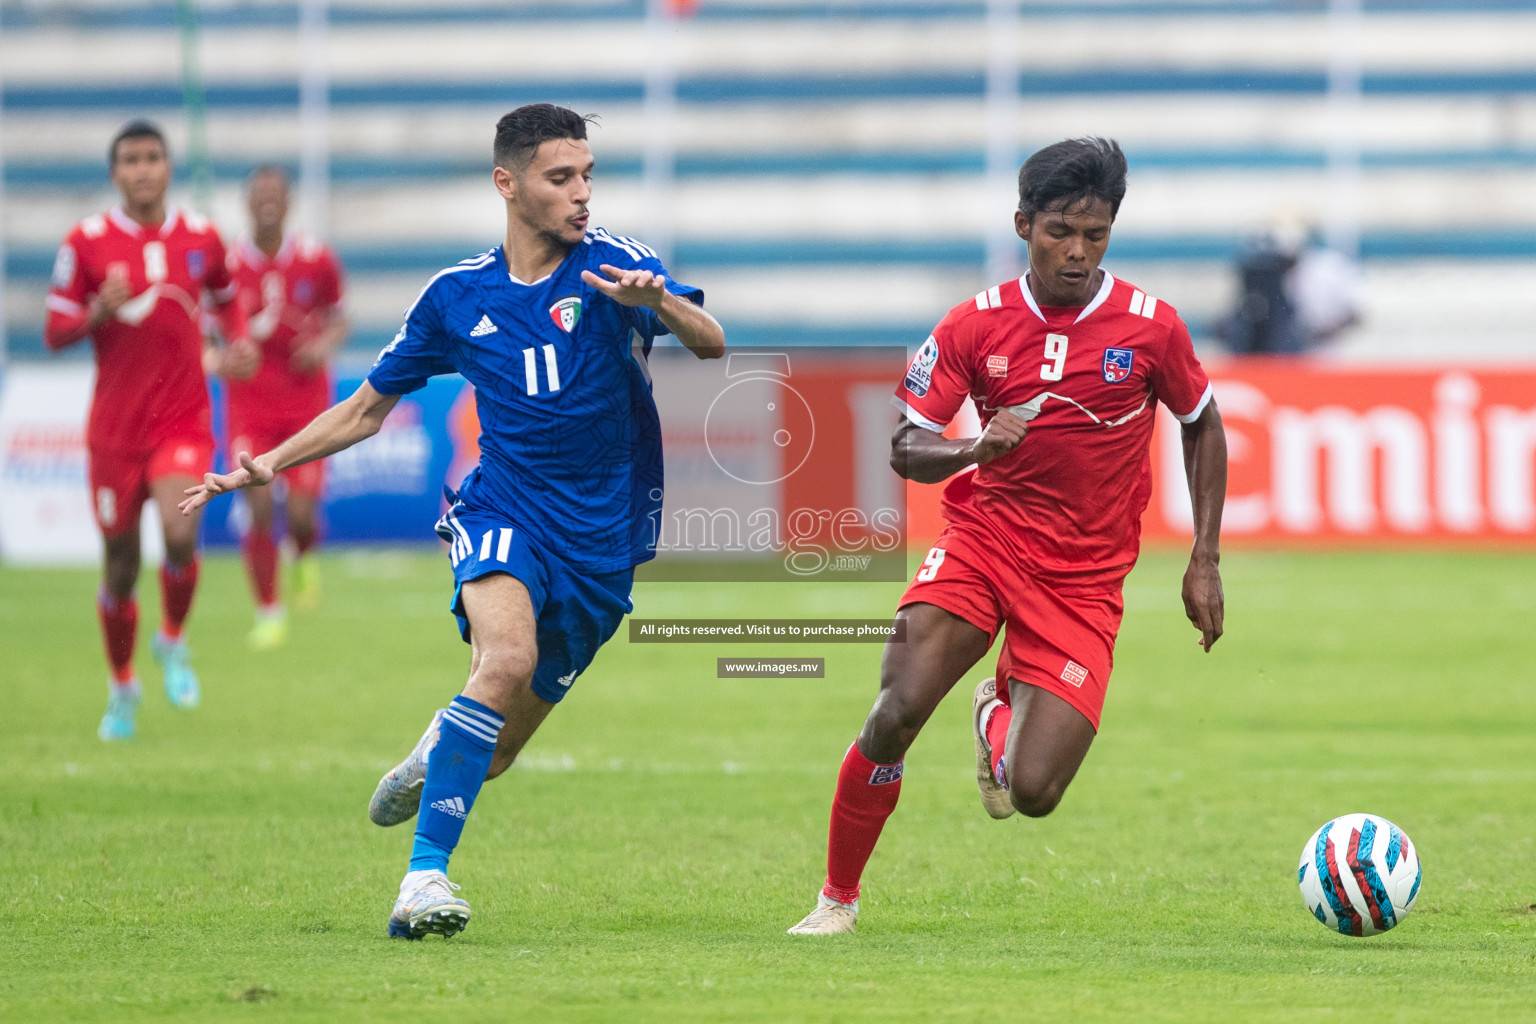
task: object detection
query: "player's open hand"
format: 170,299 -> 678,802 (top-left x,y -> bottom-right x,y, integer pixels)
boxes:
967,409 -> 1030,465
1181,556 -> 1224,652
178,451 -> 274,516
581,264 -> 667,309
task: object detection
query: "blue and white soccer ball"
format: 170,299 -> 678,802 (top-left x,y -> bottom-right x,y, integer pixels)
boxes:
1298,813 -> 1421,936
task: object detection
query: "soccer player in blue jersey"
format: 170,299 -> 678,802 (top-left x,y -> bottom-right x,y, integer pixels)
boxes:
181,104 -> 724,939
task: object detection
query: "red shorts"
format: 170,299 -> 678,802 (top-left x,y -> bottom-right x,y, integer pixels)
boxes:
89,435 -> 215,538
899,523 -> 1125,730
228,422 -> 324,497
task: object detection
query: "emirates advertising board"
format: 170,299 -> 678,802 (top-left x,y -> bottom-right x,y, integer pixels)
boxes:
5,360 -> 1536,568
907,363 -> 1536,548
1149,366 -> 1536,545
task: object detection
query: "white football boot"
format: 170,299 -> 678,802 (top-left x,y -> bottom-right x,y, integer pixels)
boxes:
369,709 -> 443,826
973,677 -> 1015,820
787,893 -> 858,935
388,870 -> 470,940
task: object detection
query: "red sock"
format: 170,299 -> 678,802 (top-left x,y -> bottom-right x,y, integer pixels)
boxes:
159,557 -> 200,640
822,742 -> 904,904
986,700 -> 1012,782
242,529 -> 279,607
97,589 -> 138,684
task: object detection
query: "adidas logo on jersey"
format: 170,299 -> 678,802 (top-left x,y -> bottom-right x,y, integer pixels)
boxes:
470,315 -> 497,337
430,796 -> 468,818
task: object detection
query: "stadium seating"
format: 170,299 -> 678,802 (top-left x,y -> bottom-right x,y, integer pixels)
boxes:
2,0 -> 1534,362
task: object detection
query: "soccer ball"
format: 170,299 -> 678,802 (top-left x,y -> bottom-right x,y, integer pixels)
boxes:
1297,813 -> 1421,936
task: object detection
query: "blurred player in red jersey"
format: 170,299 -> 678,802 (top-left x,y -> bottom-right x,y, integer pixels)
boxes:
44,120 -> 254,741
223,166 -> 348,649
788,138 -> 1228,934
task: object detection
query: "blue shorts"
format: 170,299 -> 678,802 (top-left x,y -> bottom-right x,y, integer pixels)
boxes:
435,502 -> 634,705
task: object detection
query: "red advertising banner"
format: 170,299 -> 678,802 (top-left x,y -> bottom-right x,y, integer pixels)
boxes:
909,364 -> 1536,548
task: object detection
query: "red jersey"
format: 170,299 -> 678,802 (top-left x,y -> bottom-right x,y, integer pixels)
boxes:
45,206 -> 244,455
225,233 -> 344,432
894,271 -> 1212,588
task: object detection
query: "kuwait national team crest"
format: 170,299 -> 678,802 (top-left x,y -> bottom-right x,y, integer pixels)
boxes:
549,295 -> 582,333
1102,347 -> 1134,383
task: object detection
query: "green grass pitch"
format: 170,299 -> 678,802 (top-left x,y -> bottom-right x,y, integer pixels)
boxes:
2,547 -> 1535,1022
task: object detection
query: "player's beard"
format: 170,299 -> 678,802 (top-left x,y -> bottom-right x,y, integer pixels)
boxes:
539,213 -> 585,252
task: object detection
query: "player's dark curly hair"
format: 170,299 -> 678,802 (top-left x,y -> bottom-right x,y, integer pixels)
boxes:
1017,137 -> 1128,221
109,118 -> 168,167
493,104 -> 599,177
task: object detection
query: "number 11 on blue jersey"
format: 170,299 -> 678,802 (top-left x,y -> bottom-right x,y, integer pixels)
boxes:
524,344 -> 561,395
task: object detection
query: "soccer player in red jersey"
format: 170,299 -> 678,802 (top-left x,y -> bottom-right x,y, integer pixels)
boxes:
44,120 -> 254,741
223,166 -> 349,648
788,138 -> 1228,934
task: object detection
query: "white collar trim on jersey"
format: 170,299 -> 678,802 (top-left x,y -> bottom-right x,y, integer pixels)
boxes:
109,204 -> 180,239
238,232 -> 298,268
1016,269 -> 1116,325
507,271 -> 554,287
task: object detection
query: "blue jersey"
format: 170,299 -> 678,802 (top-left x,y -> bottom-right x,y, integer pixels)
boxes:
367,228 -> 702,575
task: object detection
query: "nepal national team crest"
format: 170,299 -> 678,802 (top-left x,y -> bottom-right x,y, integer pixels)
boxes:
1102,347 -> 1135,384
549,295 -> 582,333
904,336 -> 939,397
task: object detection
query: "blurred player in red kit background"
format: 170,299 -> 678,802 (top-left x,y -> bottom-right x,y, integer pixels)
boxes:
223,166 -> 349,649
44,119 -> 254,741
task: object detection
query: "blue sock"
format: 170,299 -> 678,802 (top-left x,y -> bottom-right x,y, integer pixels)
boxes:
409,695 -> 504,873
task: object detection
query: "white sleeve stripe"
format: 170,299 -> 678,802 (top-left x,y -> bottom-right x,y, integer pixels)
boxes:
974,291 -> 989,311
1172,382 -> 1214,424
1142,295 -> 1159,319
590,227 -> 644,262
45,294 -> 84,314
401,255 -> 493,320
614,232 -> 658,261
1128,289 -> 1145,316
987,285 -> 1002,308
890,395 -> 947,432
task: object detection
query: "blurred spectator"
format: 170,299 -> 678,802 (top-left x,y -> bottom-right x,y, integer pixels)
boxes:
1289,236 -> 1363,346
1219,218 -> 1362,355
1218,219 -> 1305,354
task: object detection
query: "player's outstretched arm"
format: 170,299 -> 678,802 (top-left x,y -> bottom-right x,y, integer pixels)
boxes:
889,412 -> 1029,484
179,380 -> 401,515
580,264 -> 724,359
1180,399 -> 1227,652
